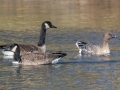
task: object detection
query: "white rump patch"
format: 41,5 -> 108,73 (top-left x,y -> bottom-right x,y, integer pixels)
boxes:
12,61 -> 19,64
45,23 -> 50,29
52,57 -> 61,64
2,50 -> 14,56
11,46 -> 17,52
3,55 -> 13,59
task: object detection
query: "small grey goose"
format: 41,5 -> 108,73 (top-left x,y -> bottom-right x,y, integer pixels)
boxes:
8,43 -> 67,65
0,21 -> 57,56
76,32 -> 116,55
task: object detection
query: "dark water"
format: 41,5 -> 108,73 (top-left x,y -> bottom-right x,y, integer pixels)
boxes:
0,0 -> 120,90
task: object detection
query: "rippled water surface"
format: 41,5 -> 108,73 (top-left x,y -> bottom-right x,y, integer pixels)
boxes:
0,0 -> 120,90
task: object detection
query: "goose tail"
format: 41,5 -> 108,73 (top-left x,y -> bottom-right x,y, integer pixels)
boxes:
0,44 -> 8,49
76,41 -> 87,49
51,51 -> 67,64
52,51 -> 67,58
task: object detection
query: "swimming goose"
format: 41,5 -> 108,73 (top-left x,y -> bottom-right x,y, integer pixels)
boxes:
0,21 -> 57,56
76,32 -> 116,55
8,43 -> 67,65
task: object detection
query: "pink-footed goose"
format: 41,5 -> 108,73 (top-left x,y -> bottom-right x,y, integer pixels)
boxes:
7,43 -> 67,65
0,21 -> 57,56
76,32 -> 116,55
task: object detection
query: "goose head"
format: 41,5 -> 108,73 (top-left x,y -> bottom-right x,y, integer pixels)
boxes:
38,21 -> 57,48
103,32 -> 116,41
42,21 -> 57,29
8,43 -> 19,52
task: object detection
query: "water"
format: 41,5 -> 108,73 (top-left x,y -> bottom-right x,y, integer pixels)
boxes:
0,0 -> 120,90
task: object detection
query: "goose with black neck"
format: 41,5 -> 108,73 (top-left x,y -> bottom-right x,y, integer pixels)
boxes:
0,21 -> 57,56
10,43 -> 67,65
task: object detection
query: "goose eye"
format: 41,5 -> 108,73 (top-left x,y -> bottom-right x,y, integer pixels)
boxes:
109,34 -> 112,36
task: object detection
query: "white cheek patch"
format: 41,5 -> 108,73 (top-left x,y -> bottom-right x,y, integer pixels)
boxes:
45,23 -> 50,29
11,46 -> 17,52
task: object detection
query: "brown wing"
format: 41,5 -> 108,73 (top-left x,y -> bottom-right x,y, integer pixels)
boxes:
0,44 -> 39,55
18,44 -> 39,55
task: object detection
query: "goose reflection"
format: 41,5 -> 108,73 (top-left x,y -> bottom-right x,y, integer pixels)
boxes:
12,64 -> 61,76
74,54 -> 110,62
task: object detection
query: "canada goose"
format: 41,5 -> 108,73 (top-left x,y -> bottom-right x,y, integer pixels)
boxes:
0,21 -> 57,56
9,43 -> 67,65
76,32 -> 116,55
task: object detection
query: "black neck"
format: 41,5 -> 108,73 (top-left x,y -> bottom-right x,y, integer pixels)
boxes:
38,25 -> 46,46
14,46 -> 21,62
